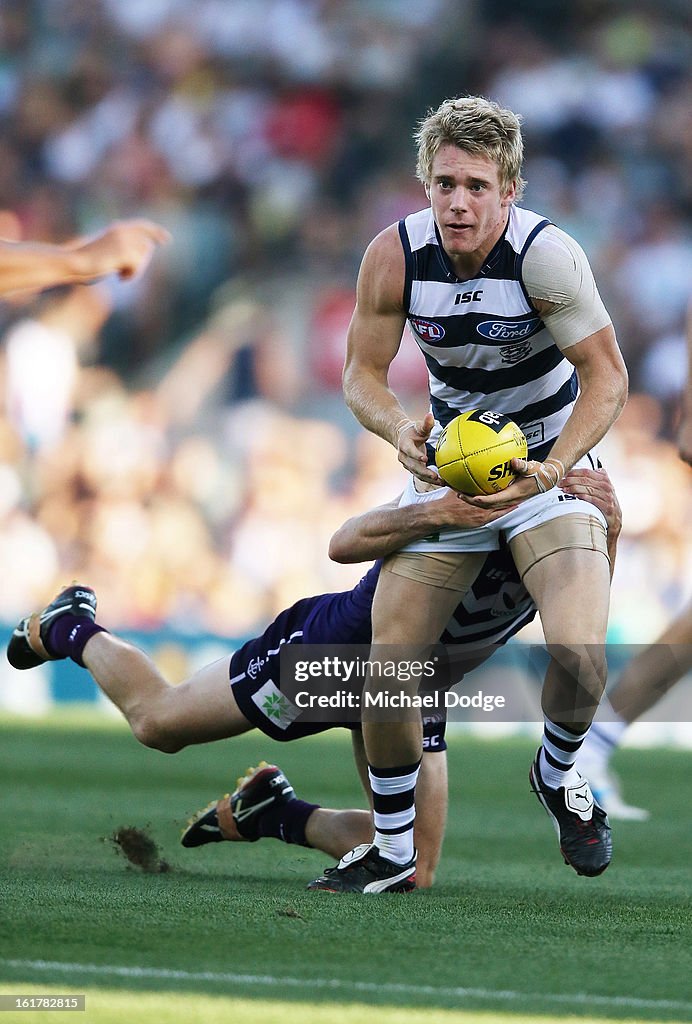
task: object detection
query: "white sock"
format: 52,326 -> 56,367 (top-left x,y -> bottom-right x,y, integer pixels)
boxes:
368,761 -> 420,865
540,717 -> 590,790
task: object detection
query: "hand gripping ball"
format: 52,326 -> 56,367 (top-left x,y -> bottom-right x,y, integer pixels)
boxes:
435,410 -> 528,496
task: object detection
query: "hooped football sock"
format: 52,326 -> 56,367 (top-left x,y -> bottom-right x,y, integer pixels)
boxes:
45,614 -> 107,667
368,759 -> 421,864
256,798 -> 319,846
539,717 -> 589,789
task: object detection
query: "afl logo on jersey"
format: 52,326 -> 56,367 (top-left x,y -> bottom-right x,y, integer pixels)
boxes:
410,317 -> 445,342
476,317 -> 541,342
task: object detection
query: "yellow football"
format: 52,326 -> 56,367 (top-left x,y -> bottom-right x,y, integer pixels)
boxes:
435,410 -> 528,496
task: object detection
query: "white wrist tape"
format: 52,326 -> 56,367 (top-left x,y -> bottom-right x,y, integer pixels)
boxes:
544,457 -> 565,485
523,460 -> 560,494
395,418 -> 416,444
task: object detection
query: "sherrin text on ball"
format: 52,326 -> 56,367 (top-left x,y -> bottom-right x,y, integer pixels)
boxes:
435,410 -> 528,496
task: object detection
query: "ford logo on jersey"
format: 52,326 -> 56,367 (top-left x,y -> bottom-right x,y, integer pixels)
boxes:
476,317 -> 541,341
410,317 -> 445,342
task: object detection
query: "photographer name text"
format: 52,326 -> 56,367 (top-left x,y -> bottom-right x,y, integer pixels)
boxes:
294,690 -> 505,712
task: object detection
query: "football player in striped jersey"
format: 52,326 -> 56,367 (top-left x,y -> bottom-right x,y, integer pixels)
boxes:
340,95 -> 628,888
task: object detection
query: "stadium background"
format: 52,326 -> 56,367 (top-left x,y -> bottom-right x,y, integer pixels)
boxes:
0,0 -> 690,743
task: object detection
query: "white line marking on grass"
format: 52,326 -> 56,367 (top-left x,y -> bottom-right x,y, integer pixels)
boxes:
2,959 -> 691,1014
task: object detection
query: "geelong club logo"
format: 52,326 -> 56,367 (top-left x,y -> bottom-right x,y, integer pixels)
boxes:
499,340 -> 533,364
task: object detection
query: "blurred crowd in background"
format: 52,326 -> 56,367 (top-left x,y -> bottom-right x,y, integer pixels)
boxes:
0,0 -> 690,643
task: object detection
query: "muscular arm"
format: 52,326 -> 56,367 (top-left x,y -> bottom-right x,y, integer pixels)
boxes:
469,227 -> 628,507
0,220 -> 170,297
541,325 -> 628,474
528,227 -> 628,472
343,226 -> 439,483
329,490 -> 510,563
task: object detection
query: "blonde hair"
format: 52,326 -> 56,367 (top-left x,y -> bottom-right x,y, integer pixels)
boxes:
415,96 -> 526,200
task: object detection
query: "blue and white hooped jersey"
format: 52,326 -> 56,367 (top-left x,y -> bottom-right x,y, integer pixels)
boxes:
399,205 -> 578,460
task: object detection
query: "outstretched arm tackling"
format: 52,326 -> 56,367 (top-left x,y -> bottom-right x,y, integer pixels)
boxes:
329,490 -> 511,563
333,467 -> 623,571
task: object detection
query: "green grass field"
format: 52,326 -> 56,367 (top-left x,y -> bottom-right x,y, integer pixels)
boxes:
1,713 -> 691,1024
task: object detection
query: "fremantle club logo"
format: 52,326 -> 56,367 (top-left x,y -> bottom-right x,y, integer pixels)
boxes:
247,655 -> 265,679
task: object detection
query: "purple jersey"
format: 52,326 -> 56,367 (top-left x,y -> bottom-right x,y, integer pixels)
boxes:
230,549 -> 536,747
230,564 -> 380,743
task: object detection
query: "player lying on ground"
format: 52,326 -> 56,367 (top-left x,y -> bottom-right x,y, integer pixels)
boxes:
0,221 -> 170,297
7,470 -> 618,891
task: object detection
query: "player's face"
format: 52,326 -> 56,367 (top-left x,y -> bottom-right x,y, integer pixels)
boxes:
427,145 -> 515,274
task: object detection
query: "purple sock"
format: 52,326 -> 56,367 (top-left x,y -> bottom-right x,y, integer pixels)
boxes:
45,614 -> 107,667
257,798 -> 319,847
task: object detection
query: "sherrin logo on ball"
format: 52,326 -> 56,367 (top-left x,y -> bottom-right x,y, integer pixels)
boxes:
435,410 -> 528,496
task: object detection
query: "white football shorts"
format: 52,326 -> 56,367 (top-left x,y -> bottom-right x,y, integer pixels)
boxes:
398,453 -> 607,554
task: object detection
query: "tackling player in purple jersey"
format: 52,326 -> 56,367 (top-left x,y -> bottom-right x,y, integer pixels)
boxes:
7,470 -> 619,889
